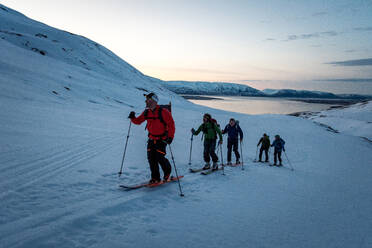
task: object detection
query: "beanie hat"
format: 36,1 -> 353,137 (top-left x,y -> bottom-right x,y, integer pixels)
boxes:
143,92 -> 158,103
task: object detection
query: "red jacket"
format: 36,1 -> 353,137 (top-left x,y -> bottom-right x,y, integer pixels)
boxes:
131,105 -> 175,140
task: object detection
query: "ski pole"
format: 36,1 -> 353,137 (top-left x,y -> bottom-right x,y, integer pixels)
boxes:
168,144 -> 185,197
188,134 -> 193,166
284,151 -> 294,171
254,146 -> 258,162
240,140 -> 244,170
269,147 -> 272,164
118,121 -> 132,177
219,142 -> 225,175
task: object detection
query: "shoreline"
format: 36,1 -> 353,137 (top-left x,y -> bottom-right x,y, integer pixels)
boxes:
181,94 -> 367,105
288,99 -> 370,117
181,95 -> 224,100
288,98 -> 363,105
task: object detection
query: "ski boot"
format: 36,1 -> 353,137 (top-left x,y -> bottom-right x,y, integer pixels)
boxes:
202,163 -> 210,170
212,162 -> 218,171
148,178 -> 161,184
163,173 -> 171,182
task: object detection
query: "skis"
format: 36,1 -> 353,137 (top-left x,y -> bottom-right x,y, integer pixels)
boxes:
269,163 -> 282,167
189,164 -> 224,174
253,161 -> 270,164
225,162 -> 243,167
119,176 -> 184,190
201,167 -> 224,175
189,167 -> 209,173
268,163 -> 292,170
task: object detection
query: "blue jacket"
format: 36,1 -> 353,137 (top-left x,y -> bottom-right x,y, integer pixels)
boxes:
271,138 -> 285,152
222,124 -> 243,140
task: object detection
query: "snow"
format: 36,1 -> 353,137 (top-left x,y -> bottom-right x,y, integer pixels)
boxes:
308,101 -> 372,141
1,4 -> 372,248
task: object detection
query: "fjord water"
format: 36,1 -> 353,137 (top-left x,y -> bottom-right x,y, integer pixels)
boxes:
188,96 -> 335,115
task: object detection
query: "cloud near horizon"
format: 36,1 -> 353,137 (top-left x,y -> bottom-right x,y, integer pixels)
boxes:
353,27 -> 372,31
279,31 -> 339,42
312,11 -> 328,17
315,78 -> 372,82
326,58 -> 372,66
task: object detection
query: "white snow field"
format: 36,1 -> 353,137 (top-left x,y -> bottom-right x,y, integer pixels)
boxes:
309,101 -> 372,141
1,4 -> 372,248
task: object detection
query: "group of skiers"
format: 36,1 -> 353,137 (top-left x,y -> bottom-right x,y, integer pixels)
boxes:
191,115 -> 243,170
128,92 -> 286,184
257,133 -> 285,166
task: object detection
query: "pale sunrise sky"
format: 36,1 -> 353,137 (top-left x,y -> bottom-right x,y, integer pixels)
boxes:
2,0 -> 372,93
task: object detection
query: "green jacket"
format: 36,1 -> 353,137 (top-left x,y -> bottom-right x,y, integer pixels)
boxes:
194,122 -> 223,140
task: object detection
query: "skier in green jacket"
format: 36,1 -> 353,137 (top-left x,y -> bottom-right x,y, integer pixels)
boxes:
191,113 -> 223,170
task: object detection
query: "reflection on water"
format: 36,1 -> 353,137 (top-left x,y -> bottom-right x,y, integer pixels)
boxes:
188,96 -> 335,115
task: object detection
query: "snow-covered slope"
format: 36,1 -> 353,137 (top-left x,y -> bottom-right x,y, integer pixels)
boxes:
1,4 -> 372,248
0,3 -> 180,108
308,101 -> 372,141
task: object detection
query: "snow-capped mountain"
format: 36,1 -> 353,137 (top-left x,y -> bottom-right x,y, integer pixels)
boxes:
161,80 -> 264,96
262,88 -> 372,99
262,88 -> 338,98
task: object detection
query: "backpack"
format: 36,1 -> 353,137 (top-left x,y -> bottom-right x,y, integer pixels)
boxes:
143,102 -> 172,132
234,120 -> 240,131
262,136 -> 270,148
202,118 -> 220,139
212,118 -> 220,128
224,120 -> 241,139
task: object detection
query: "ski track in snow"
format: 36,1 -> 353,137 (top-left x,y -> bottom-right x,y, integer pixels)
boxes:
0,135 -> 116,193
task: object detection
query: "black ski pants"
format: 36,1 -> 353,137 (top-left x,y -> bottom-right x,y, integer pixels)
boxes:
273,149 -> 282,164
227,138 -> 240,162
259,147 -> 269,161
147,139 -> 172,181
203,139 -> 218,163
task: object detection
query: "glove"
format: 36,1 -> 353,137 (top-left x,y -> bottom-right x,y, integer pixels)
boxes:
165,137 -> 173,144
283,147 -> 286,152
128,111 -> 135,119
191,128 -> 195,134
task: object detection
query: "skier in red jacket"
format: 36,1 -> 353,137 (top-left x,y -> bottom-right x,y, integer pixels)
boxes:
128,93 -> 175,184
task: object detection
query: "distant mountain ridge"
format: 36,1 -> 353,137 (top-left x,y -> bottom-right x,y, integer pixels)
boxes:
262,89 -> 338,98
262,88 -> 371,99
161,81 -> 372,99
162,81 -> 264,96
